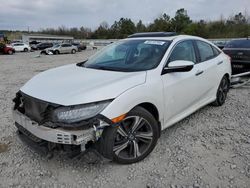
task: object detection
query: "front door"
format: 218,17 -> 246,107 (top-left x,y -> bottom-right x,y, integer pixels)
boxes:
161,40 -> 206,127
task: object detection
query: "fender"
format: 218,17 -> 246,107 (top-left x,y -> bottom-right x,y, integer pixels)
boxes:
101,75 -> 165,127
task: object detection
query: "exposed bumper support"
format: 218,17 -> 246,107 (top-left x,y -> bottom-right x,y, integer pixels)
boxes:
13,110 -> 95,145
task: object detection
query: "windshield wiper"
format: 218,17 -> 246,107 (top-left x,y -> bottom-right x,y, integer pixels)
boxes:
88,65 -> 132,72
76,60 -> 88,67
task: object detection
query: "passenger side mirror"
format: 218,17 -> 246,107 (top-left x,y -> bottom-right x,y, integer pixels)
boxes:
162,60 -> 194,74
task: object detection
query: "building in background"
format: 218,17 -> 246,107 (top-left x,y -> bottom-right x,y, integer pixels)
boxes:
22,34 -> 74,44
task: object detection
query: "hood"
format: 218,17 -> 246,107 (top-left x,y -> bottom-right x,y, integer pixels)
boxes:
20,64 -> 146,106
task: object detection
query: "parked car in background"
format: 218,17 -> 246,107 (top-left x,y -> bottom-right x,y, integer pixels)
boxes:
11,43 -> 31,52
72,42 -> 87,51
0,43 -> 15,55
29,41 -> 40,45
13,33 -> 231,164
211,40 -> 229,49
31,42 -> 53,50
223,39 -> 250,74
40,43 -> 78,55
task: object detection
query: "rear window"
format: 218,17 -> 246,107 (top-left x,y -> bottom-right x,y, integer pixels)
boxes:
225,40 -> 250,48
61,44 -> 71,47
211,45 -> 221,56
196,40 -> 215,62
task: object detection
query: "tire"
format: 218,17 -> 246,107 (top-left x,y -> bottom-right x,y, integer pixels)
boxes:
71,49 -> 76,54
54,50 -> 59,55
8,50 -> 13,55
24,48 -> 28,52
40,51 -> 46,55
97,106 -> 159,164
212,75 -> 230,106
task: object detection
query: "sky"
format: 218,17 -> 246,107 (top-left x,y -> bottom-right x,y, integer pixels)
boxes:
0,0 -> 249,31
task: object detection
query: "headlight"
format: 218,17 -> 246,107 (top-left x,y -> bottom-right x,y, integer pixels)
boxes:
52,100 -> 111,123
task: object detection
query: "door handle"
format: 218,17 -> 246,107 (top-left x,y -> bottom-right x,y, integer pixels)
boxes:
217,61 -> 223,65
195,70 -> 204,76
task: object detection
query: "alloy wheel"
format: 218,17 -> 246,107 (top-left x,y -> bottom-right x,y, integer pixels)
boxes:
217,77 -> 229,104
113,116 -> 154,160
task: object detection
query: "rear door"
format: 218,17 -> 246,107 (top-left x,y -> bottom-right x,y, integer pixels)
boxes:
194,40 -> 221,96
60,44 -> 69,53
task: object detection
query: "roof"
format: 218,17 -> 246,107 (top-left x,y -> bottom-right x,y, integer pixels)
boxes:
128,32 -> 177,38
124,34 -> 198,41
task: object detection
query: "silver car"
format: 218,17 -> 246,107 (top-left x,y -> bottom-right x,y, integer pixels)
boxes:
41,43 -> 78,55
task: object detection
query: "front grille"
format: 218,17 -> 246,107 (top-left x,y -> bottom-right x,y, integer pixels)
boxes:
13,92 -> 55,124
22,94 -> 49,123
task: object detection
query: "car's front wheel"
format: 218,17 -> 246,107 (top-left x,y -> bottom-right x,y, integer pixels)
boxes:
8,50 -> 13,55
97,106 -> 159,164
71,49 -> 76,54
54,50 -> 59,55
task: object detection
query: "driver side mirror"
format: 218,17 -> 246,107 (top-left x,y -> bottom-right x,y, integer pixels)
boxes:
162,60 -> 194,74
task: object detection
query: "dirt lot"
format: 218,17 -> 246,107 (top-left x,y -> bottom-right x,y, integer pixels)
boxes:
0,51 -> 249,188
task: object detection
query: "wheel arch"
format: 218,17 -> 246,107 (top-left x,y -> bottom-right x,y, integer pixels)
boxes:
224,73 -> 230,91
224,73 -> 230,81
135,102 -> 161,137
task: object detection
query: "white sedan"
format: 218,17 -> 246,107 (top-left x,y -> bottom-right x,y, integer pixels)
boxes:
11,43 -> 31,52
13,33 -> 231,164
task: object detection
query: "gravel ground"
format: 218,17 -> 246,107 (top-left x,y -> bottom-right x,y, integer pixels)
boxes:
0,51 -> 249,188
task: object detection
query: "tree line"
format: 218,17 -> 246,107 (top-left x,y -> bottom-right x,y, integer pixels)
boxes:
2,9 -> 250,40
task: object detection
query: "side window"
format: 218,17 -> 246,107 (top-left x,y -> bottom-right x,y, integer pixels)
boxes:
211,45 -> 221,56
196,41 -> 215,62
169,40 -> 196,63
61,44 -> 70,47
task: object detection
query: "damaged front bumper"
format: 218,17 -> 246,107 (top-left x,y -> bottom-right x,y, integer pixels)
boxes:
13,109 -> 109,152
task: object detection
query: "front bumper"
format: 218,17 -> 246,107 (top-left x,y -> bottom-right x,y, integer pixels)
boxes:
13,109 -> 95,145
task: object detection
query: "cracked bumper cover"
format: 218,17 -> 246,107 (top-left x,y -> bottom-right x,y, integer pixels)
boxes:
13,109 -> 96,145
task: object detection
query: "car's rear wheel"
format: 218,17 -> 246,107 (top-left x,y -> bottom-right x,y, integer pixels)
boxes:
24,48 -> 28,52
71,49 -> 76,54
212,75 -> 230,106
97,107 -> 159,164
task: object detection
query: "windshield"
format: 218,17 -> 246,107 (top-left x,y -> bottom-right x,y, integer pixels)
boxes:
82,39 -> 171,72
